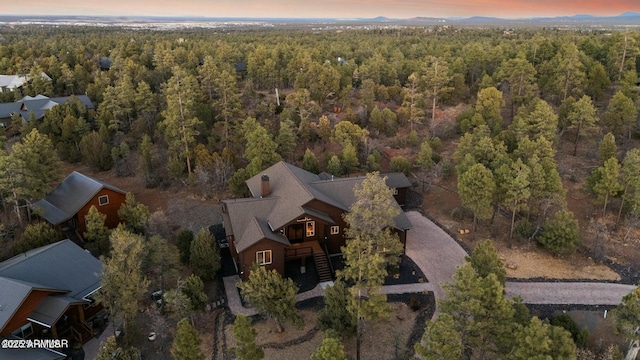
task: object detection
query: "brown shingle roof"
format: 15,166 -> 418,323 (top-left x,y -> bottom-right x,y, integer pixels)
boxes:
223,161 -> 412,253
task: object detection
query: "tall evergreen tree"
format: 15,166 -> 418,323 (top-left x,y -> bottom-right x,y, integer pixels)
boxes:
171,318 -> 204,360
84,205 -> 110,255
160,66 -> 203,177
238,265 -> 301,333
567,95 -> 599,156
301,148 -> 320,174
117,192 -> 150,235
458,163 -> 496,236
598,132 -> 618,165
613,286 -> 640,360
189,228 -> 220,280
232,315 -> 264,360
97,226 -> 149,344
592,158 -> 623,216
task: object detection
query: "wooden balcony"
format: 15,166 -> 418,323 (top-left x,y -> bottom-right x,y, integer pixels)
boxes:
285,241 -> 333,282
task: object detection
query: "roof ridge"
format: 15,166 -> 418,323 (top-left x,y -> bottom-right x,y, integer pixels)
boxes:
281,161 -> 315,199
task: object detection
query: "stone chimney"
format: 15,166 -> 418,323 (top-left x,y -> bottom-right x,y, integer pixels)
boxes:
261,175 -> 270,198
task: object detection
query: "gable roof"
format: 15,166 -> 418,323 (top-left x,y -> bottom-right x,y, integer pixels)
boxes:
0,277 -> 65,334
223,161 -> 412,253
0,239 -> 102,299
0,240 -> 102,334
0,94 -> 94,122
33,171 -> 125,226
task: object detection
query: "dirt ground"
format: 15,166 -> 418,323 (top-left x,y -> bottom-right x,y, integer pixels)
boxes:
422,173 -> 621,281
61,162 -> 222,234
222,302 -> 420,360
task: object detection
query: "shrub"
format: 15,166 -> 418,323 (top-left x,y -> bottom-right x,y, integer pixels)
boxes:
514,219 -> 533,241
390,156 -> 411,176
537,210 -> 581,255
550,313 -> 588,348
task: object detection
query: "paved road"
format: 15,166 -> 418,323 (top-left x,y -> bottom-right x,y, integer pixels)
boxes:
404,211 -> 637,307
505,282 -> 637,305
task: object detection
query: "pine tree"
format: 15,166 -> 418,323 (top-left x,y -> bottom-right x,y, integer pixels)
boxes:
466,239 -> 506,285
84,205 -> 110,255
232,315 -> 264,360
327,155 -> 342,176
117,192 -> 150,235
497,159 -> 531,247
11,128 -> 61,199
440,263 -> 517,358
301,148 -> 320,174
244,124 -> 282,177
171,318 -> 204,360
422,56 -> 453,126
189,228 -> 220,280
182,274 -> 208,311
401,73 -> 425,132
341,173 -> 403,360
341,143 -> 359,175
139,134 -> 154,186
317,280 -> 357,336
475,87 -> 505,135
592,158 -> 623,216
317,115 -> 332,141
414,313 -> 464,360
96,226 -> 149,343
512,317 -> 577,360
567,95 -> 599,156
238,264 -> 301,332
538,210 -> 581,255
160,66 -> 203,177
276,119 -> 297,161
617,149 -> 640,227
604,90 -> 637,140
458,163 -> 496,236
11,222 -> 60,255
598,133 -> 618,165
414,140 -> 433,173
311,334 -> 348,360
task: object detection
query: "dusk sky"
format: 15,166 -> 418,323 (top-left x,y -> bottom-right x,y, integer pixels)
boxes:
4,0 -> 640,19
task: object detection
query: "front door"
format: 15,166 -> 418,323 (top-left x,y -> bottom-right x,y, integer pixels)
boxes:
287,224 -> 304,244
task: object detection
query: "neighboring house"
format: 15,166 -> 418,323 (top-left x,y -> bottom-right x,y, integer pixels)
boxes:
0,72 -> 52,93
222,161 -> 412,282
0,94 -> 94,129
0,239 -> 104,359
33,172 -> 126,240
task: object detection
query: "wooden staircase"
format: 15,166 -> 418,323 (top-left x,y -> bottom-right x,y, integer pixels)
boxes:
310,243 -> 333,283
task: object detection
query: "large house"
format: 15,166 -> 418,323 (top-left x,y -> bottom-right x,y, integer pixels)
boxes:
0,94 -> 94,129
0,239 -> 105,359
33,172 -> 127,240
0,72 -> 52,93
222,161 -> 413,282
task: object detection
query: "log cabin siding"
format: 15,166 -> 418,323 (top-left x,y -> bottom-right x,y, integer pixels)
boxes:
238,239 -> 286,281
76,188 -> 126,235
0,290 -> 55,335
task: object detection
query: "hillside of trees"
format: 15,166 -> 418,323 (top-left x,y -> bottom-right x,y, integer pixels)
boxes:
0,24 -> 639,360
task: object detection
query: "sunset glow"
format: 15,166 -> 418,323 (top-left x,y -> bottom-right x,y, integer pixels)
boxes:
4,0 -> 640,19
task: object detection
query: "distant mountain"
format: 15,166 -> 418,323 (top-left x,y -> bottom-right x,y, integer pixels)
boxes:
619,12 -> 640,17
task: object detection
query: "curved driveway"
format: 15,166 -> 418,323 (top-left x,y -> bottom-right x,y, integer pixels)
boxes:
405,211 -> 637,307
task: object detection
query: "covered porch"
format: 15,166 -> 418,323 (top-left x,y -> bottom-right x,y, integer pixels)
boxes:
284,240 -> 333,283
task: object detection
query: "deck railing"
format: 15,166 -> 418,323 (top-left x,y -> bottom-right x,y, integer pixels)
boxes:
284,246 -> 313,259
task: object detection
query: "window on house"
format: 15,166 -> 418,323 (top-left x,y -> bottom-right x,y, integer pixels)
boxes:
306,221 -> 315,237
392,188 -> 399,195
330,226 -> 340,235
98,195 -> 109,206
256,250 -> 272,265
